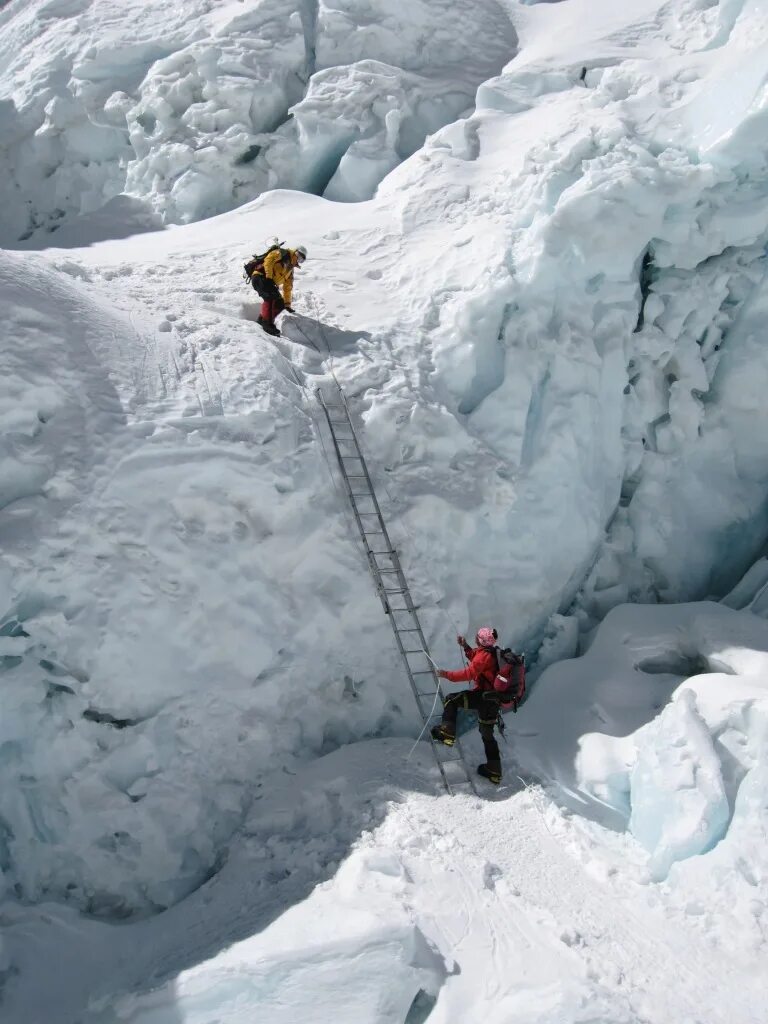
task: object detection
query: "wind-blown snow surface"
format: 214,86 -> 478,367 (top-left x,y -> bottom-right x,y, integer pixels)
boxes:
2,0 -> 768,1021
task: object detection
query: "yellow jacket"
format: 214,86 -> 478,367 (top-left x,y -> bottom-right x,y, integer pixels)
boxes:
260,248 -> 297,305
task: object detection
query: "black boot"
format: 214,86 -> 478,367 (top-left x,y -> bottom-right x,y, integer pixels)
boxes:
431,724 -> 455,747
259,318 -> 280,336
477,761 -> 502,784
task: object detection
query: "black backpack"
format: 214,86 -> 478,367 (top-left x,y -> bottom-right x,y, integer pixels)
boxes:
243,241 -> 287,283
493,647 -> 526,711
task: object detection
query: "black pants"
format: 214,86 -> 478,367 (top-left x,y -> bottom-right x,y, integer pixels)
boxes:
441,690 -> 501,766
251,275 -> 285,322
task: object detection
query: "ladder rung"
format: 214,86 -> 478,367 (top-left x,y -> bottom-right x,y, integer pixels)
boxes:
322,379 -> 478,795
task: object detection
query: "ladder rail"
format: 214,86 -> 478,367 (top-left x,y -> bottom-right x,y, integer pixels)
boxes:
318,397 -> 397,615
316,387 -> 476,796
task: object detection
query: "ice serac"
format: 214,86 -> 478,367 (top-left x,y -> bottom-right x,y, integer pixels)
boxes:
0,0 -> 517,239
629,689 -> 729,881
353,0 -> 768,652
506,601 -> 768,842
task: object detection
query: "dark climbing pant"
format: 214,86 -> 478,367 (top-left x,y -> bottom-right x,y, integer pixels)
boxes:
251,275 -> 285,324
441,690 -> 501,766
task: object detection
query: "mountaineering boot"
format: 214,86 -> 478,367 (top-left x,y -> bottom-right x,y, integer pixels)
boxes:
430,724 -> 455,747
257,316 -> 280,337
477,761 -> 502,785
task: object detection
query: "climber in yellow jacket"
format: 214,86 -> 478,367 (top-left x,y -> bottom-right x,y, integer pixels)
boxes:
249,244 -> 307,336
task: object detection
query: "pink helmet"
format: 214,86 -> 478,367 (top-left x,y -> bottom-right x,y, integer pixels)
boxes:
476,627 -> 497,648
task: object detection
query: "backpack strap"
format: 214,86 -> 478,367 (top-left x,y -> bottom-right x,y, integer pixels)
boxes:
478,645 -> 500,688
490,645 -> 500,675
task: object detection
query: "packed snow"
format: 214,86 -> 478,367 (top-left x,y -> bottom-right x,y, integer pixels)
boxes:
1,0 -> 768,1021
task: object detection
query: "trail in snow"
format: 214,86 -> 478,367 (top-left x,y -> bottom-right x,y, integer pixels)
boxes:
3,738 -> 764,1024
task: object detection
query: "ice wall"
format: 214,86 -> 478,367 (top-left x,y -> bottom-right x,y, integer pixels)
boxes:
353,0 -> 768,652
0,0 -> 517,241
507,600 -> 768,883
0,250 -> 405,915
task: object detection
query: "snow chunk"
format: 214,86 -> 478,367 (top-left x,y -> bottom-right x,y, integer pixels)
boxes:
508,601 -> 768,840
629,689 -> 729,881
94,841 -> 446,1024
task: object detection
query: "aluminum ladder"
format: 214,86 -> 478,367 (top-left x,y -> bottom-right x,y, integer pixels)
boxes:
316,386 -> 476,796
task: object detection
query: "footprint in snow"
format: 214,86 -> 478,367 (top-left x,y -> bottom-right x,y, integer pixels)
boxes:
483,862 -> 503,890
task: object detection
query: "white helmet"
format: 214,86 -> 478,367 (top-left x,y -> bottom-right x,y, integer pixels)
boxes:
295,245 -> 308,262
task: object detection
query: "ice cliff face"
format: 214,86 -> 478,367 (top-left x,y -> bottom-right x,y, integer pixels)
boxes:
0,0 -> 517,239
362,0 -> 768,648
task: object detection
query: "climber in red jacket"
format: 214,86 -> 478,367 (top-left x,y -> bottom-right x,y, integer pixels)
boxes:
431,626 -> 503,784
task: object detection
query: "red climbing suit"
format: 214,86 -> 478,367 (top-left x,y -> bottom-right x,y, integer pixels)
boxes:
441,645 -> 497,691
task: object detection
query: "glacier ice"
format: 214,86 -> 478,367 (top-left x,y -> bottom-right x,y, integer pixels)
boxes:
629,689 -> 729,881
507,601 -> 768,843
0,0 -> 517,240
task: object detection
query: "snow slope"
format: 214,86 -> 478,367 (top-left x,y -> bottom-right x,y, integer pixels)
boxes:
1,0 -> 768,1021
3,727 -> 766,1023
0,213 -> 414,914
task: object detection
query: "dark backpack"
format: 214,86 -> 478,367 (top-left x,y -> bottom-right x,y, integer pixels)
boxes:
243,241 -> 287,283
494,647 -> 526,711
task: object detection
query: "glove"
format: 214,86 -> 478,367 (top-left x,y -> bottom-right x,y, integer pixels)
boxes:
438,670 -> 448,679
284,304 -> 295,313
456,634 -> 465,646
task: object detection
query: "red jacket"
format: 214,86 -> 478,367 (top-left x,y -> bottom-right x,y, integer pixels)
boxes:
442,645 -> 497,691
